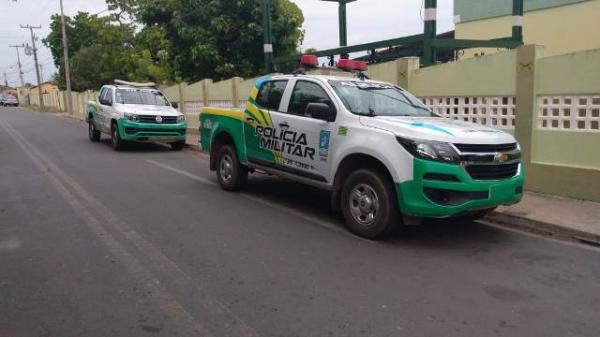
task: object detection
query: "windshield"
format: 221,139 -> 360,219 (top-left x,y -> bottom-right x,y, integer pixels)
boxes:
115,89 -> 170,106
330,80 -> 435,117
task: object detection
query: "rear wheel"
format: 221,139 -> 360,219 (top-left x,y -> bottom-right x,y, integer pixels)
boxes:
170,140 -> 186,151
216,145 -> 247,191
111,122 -> 124,151
341,169 -> 400,239
88,118 -> 101,142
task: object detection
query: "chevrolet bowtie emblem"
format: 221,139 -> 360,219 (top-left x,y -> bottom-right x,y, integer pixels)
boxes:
495,153 -> 509,163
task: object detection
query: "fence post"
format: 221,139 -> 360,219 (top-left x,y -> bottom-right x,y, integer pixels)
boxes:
232,77 -> 242,108
202,79 -> 213,108
396,57 -> 420,90
514,44 -> 544,168
178,83 -> 187,114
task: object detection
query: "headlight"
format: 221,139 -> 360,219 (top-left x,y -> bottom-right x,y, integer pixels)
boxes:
397,137 -> 460,163
176,114 -> 185,123
124,113 -> 139,122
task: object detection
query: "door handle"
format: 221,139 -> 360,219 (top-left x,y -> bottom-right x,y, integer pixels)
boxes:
279,122 -> 289,129
246,116 -> 255,122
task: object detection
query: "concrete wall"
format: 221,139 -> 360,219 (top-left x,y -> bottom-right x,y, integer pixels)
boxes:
455,0 -> 600,58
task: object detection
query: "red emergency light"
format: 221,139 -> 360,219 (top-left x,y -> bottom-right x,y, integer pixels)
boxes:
300,54 -> 319,68
336,59 -> 368,72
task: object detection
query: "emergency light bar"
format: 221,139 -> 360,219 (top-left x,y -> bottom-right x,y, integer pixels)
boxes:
336,59 -> 368,72
299,54 -> 319,68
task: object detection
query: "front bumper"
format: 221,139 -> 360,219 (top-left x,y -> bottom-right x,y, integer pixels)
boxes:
117,118 -> 187,142
396,158 -> 524,218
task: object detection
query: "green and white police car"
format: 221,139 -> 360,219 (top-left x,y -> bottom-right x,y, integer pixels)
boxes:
86,80 -> 187,151
201,56 -> 524,239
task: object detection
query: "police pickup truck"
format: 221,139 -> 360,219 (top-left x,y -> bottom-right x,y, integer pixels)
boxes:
86,80 -> 187,151
200,56 -> 524,239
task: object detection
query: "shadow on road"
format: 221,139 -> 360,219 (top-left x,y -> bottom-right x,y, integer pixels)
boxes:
242,173 -> 510,249
99,139 -> 172,152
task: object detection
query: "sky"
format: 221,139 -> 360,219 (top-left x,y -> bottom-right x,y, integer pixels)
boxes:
0,0 -> 455,87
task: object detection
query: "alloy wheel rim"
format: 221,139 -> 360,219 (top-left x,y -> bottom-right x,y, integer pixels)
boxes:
349,183 -> 380,226
219,154 -> 233,183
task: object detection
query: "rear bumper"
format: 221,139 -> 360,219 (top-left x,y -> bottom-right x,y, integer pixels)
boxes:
117,118 -> 187,142
396,158 -> 524,218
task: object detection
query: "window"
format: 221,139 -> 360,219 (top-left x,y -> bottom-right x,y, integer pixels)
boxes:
330,80 -> 433,117
115,89 -> 170,106
289,81 -> 333,116
255,80 -> 288,111
99,88 -> 107,102
105,88 -> 114,105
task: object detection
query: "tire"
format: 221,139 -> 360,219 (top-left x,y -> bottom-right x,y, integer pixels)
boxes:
341,169 -> 400,239
170,140 -> 186,151
216,145 -> 247,191
111,122 -> 124,151
88,118 -> 101,142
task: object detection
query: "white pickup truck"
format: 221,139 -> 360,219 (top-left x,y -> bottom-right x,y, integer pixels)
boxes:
86,80 -> 187,151
200,57 -> 524,239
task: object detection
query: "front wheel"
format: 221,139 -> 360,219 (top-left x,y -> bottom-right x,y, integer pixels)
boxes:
216,145 -> 247,191
111,123 -> 124,151
341,169 -> 400,239
88,118 -> 101,142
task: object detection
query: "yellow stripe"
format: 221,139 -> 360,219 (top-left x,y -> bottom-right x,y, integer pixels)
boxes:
202,108 -> 243,121
246,104 -> 267,125
249,87 -> 259,100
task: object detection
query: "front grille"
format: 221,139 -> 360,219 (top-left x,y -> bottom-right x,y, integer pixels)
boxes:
125,127 -> 186,135
454,143 -> 517,153
466,163 -> 519,180
137,115 -> 178,124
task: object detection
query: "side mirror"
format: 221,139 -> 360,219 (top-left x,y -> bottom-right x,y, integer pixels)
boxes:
305,102 -> 335,122
100,98 -> 112,106
171,102 -> 179,109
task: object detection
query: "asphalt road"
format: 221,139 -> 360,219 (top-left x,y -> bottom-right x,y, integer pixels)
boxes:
1,107 -> 599,337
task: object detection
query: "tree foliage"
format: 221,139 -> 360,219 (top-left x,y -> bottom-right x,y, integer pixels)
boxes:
44,12 -> 169,91
45,0 -> 304,90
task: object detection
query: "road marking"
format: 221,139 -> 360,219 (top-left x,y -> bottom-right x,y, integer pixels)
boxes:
0,120 -> 260,337
146,159 -> 377,244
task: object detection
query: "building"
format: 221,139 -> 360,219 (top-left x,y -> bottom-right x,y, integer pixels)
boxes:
29,82 -> 59,96
454,0 -> 600,58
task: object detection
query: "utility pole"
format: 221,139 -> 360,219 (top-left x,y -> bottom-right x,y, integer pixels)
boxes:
39,64 -> 44,82
3,72 -> 8,87
261,0 -> 274,73
21,24 -> 44,111
60,0 -> 73,114
8,44 -> 25,87
512,0 -> 524,43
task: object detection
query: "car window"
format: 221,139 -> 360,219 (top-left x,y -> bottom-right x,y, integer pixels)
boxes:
255,80 -> 288,111
288,81 -> 334,116
105,88 -> 114,104
99,88 -> 107,102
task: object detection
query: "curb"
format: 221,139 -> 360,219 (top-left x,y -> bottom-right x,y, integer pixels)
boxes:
485,211 -> 600,247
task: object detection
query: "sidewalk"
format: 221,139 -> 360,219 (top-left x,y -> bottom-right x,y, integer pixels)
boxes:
182,130 -> 600,244
488,192 -> 600,245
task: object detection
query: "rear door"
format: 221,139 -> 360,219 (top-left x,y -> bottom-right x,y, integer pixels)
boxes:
99,87 -> 115,132
243,79 -> 289,166
266,79 -> 337,183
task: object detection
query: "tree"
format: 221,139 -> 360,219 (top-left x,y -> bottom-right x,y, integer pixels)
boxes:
43,12 -> 169,91
132,0 -> 304,82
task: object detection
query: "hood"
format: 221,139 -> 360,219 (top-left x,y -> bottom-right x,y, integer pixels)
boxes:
116,103 -> 180,116
361,116 -> 516,144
